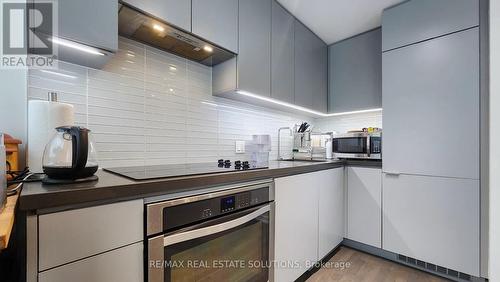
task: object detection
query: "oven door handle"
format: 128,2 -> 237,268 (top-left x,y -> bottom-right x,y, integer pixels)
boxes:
163,205 -> 270,246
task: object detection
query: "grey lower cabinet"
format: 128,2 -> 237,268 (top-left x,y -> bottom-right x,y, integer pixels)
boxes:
192,0 -> 238,53
34,200 -> 144,281
383,173 -> 480,276
382,0 -> 479,51
274,168 -> 344,282
39,243 -> 143,282
346,167 -> 382,248
271,1 -> 295,104
123,0 -> 191,32
382,27 -> 479,179
33,0 -> 118,68
328,28 -> 382,113
294,20 -> 328,112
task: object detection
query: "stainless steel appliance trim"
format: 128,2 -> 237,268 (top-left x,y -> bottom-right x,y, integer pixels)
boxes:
334,131 -> 382,138
333,153 -> 382,160
147,181 -> 275,236
366,135 -> 371,157
163,205 -> 270,246
148,235 -> 165,282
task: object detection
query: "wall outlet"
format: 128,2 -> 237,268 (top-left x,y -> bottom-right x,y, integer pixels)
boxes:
235,140 -> 245,154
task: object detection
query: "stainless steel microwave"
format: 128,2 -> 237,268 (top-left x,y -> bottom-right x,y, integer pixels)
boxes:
332,131 -> 382,160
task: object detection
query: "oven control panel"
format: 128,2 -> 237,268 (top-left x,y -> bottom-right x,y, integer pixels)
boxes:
161,186 -> 271,232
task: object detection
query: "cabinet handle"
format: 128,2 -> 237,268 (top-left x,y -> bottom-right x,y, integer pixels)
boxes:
385,172 -> 400,176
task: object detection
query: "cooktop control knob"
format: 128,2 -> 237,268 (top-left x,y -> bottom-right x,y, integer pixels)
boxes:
242,161 -> 250,170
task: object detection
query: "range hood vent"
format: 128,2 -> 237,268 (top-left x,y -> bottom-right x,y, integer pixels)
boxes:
118,3 -> 236,66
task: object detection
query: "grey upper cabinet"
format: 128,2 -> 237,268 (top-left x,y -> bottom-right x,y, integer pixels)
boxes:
213,0 -> 328,115
33,0 -> 117,69
238,0 -> 272,97
123,0 -> 191,32
328,28 -> 382,113
382,28 -> 479,179
192,0 -> 238,53
271,1 -> 295,104
382,0 -> 479,51
57,0 -> 117,51
294,20 -> 327,112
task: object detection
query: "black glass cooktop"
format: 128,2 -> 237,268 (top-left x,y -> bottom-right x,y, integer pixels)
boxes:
103,161 -> 268,181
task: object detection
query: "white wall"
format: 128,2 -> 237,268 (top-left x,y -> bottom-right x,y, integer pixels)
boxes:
27,37 -> 313,168
0,69 -> 27,167
315,111 -> 382,134
490,0 -> 500,280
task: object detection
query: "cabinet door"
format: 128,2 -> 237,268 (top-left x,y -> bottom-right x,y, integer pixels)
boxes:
39,243 -> 143,282
311,34 -> 328,113
294,20 -> 327,111
383,173 -> 480,276
38,200 -> 143,271
382,0 -> 478,51
382,28 -> 479,179
33,0 -> 117,68
238,0 -> 271,97
192,0 -> 238,53
35,0 -> 117,51
347,167 -> 381,248
275,172 -> 319,282
329,28 -> 382,113
123,0 -> 191,31
271,1 -> 294,103
318,168 -> 344,259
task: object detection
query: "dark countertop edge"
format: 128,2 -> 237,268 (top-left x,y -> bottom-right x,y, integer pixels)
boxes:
20,161 -> 358,212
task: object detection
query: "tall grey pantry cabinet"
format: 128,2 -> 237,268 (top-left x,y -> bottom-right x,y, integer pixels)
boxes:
381,0 -> 481,278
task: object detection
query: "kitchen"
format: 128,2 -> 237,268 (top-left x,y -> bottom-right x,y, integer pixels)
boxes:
0,0 -> 498,282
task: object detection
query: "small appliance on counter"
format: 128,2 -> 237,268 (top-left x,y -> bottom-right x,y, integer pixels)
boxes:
0,133 -> 7,211
247,134 -> 271,167
332,128 -> 382,160
278,123 -> 333,161
28,92 -> 75,173
42,126 -> 99,184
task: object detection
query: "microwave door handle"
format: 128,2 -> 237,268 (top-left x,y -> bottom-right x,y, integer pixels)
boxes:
163,205 -> 270,247
366,136 -> 371,157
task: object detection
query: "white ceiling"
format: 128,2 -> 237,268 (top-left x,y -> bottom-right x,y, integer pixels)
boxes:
277,0 -> 405,45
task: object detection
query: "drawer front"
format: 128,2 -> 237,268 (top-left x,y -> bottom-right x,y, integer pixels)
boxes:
39,243 -> 143,282
39,199 -> 143,271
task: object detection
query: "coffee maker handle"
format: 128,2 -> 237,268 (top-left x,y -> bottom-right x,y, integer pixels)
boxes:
69,127 -> 88,171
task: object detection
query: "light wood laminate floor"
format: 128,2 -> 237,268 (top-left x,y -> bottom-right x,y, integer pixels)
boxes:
308,247 -> 450,282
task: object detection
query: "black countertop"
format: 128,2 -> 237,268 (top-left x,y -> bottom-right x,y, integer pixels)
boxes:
19,159 -> 381,212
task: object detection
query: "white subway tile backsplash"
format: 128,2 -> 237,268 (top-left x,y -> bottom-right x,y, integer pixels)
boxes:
28,37 -> 379,168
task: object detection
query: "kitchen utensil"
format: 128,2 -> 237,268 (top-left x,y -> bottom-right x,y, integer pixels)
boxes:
42,126 -> 99,184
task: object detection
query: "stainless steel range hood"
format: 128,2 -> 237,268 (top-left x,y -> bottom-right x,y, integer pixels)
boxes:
118,3 -> 236,66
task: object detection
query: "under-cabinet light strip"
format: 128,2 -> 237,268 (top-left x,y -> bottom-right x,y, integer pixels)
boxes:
236,90 -> 382,117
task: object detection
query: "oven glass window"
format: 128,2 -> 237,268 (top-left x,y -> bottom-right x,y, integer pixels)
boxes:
164,213 -> 269,282
333,137 -> 367,154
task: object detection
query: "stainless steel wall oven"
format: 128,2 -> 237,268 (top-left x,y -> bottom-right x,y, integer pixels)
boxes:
146,181 -> 275,282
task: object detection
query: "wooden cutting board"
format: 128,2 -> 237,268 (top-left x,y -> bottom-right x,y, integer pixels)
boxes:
0,193 -> 19,251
